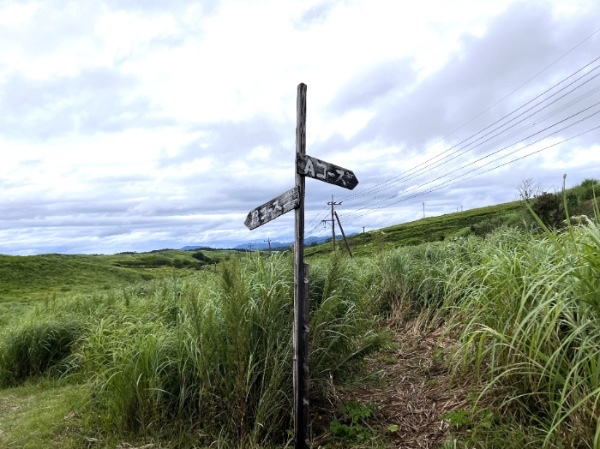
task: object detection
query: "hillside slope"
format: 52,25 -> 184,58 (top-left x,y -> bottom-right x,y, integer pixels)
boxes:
307,201 -> 524,257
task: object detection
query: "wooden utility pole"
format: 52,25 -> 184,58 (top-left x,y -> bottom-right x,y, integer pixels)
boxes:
334,211 -> 352,257
327,196 -> 342,251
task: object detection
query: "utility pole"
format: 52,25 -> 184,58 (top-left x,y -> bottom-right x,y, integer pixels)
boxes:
334,211 -> 352,257
422,202 -> 425,219
362,226 -> 366,234
327,195 -> 342,251
265,238 -> 272,253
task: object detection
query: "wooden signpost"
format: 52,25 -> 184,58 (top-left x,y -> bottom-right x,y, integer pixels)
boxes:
244,83 -> 358,449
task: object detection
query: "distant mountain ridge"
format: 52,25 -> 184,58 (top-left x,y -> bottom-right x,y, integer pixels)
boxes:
180,235 -> 346,252
235,235 -> 352,250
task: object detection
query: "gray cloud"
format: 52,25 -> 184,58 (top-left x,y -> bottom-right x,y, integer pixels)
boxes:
0,2 -> 100,59
103,0 -> 220,15
328,59 -> 415,113
334,2 -> 600,151
0,68 -> 169,138
295,1 -> 338,30
0,69 -> 154,138
318,0 -> 600,234
1,0 -> 598,255
160,115 -> 291,167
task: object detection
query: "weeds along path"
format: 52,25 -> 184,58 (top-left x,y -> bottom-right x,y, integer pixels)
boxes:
322,320 -> 474,448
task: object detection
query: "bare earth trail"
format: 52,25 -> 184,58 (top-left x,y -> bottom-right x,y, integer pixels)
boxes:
317,321 -> 474,449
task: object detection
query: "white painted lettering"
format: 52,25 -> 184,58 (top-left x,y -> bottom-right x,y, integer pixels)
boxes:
316,160 -> 327,179
335,169 -> 347,186
304,159 -> 315,177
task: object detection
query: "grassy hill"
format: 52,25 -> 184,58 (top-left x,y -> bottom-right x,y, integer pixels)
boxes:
0,249 -> 232,304
307,200 -> 524,257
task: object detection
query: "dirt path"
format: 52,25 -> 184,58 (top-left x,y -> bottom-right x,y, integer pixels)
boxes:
317,321 -> 474,448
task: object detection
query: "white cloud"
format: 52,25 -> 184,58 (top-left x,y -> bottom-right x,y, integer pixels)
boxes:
0,0 -> 598,254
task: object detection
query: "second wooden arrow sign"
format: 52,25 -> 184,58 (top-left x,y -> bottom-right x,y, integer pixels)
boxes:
244,186 -> 300,230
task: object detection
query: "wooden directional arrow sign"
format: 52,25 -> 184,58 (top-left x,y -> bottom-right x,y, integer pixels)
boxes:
244,186 -> 300,230
296,153 -> 359,190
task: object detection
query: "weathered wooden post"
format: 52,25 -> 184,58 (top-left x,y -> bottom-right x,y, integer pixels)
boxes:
244,83 -> 358,449
293,83 -> 309,449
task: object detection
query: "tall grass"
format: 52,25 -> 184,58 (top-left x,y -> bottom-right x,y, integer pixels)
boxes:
443,225 -> 600,448
69,253 -> 381,446
0,318 -> 82,387
356,221 -> 600,447
0,252 -> 381,446
5,218 -> 599,447
365,237 -> 482,324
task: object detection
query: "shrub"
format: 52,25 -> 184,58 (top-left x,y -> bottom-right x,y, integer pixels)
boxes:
531,192 -> 562,228
191,251 -> 212,263
579,178 -> 599,201
0,320 -> 82,387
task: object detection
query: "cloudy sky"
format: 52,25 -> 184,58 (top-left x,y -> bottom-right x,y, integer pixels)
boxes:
1,0 -> 599,255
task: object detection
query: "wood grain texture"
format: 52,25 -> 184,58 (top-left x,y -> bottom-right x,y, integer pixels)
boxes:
296,153 -> 359,190
244,187 -> 299,230
293,82 -> 310,449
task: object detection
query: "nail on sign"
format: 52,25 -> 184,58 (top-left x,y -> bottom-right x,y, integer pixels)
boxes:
244,186 -> 300,230
296,153 -> 359,190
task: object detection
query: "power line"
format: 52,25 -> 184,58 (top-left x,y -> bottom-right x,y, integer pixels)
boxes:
343,121 -> 600,221
339,25 -> 600,190
339,55 -> 600,204
341,99 -> 600,220
306,28 -> 600,233
337,60 -> 600,220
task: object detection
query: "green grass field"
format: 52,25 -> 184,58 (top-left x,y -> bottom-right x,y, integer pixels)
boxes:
1,179 -> 599,448
0,249 -> 233,303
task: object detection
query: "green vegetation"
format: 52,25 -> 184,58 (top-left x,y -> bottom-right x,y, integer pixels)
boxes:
0,380 -> 87,449
307,201 -> 525,258
416,224 -> 600,448
1,177 -> 599,448
0,249 -> 229,303
329,401 -> 378,443
0,254 -> 382,447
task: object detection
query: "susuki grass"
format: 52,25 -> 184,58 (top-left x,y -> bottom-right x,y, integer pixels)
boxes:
0,318 -> 83,387
441,224 -> 600,448
349,218 -> 600,448
0,252 -> 382,447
